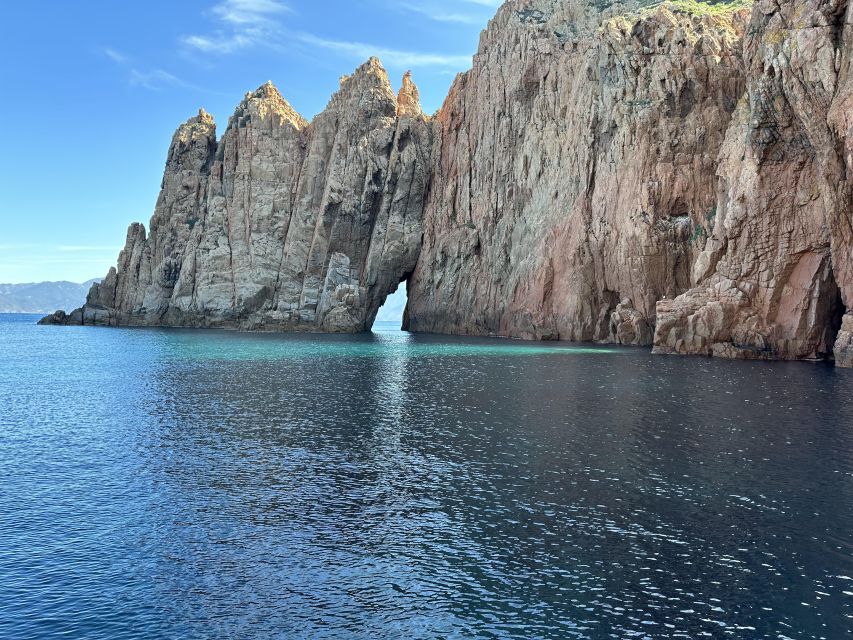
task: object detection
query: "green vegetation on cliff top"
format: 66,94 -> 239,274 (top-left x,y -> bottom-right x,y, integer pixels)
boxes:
640,0 -> 753,16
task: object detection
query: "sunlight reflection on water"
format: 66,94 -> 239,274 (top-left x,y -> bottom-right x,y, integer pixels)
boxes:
1,314 -> 852,639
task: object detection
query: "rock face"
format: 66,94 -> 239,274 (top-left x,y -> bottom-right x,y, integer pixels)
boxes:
407,0 -> 853,365
42,59 -> 431,332
653,0 -> 852,362
407,0 -> 747,344
41,0 -> 853,366
834,314 -> 853,366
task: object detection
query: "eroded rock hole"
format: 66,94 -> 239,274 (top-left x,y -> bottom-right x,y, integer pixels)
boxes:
374,278 -> 410,332
669,198 -> 690,219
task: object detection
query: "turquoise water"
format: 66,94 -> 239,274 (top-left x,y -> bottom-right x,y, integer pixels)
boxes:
1,314 -> 852,638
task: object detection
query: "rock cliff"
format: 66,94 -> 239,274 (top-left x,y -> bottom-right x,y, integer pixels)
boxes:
41,0 -> 853,366
653,0 -> 853,362
406,0 -> 748,345
43,59 -> 431,332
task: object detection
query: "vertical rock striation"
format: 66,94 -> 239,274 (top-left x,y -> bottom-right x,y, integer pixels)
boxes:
41,0 -> 853,366
406,0 -> 749,343
43,59 -> 431,332
654,0 -> 853,362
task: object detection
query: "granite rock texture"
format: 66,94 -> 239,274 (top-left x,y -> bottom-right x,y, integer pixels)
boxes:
41,0 -> 853,366
407,0 -> 853,365
836,314 -> 853,366
406,0 -> 749,343
43,59 -> 431,332
653,0 -> 852,362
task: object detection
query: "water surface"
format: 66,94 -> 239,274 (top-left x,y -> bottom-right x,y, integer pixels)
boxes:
1,314 -> 852,638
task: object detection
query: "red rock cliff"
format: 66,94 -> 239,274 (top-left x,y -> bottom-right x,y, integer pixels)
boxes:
41,0 -> 853,367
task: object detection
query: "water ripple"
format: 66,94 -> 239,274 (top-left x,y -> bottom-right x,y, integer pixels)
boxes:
0,315 -> 851,638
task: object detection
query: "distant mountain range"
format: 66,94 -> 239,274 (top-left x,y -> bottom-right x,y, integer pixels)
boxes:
1,277 -> 403,320
0,279 -> 100,314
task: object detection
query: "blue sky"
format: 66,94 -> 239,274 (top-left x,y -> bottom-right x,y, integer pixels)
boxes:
0,0 -> 498,284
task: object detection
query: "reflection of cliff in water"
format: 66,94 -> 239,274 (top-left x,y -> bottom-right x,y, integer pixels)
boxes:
126,326 -> 853,637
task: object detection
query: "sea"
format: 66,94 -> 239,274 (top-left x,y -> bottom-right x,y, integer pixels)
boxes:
1,313 -> 851,638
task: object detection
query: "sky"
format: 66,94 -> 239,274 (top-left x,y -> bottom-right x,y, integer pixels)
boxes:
0,0 -> 500,285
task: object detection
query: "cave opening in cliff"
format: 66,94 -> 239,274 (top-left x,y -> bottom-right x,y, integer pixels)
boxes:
373,279 -> 410,332
823,273 -> 846,359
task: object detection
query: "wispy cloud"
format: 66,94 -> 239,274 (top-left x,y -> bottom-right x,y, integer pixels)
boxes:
212,0 -> 292,25
396,0 -> 499,24
181,0 -> 292,54
297,33 -> 472,69
101,46 -> 203,92
183,0 -> 472,69
399,3 -> 483,24
129,69 -> 191,91
103,47 -> 128,63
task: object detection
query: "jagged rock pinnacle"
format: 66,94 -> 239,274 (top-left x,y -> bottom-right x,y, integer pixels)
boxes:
167,109 -> 217,170
232,80 -> 307,130
397,71 -> 422,118
330,58 -> 397,117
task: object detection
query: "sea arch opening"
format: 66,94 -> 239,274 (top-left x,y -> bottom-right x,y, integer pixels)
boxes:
372,279 -> 410,333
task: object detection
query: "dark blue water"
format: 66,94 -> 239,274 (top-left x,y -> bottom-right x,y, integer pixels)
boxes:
1,313 -> 852,639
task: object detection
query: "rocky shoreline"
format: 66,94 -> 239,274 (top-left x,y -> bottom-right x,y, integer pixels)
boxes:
42,0 -> 853,367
